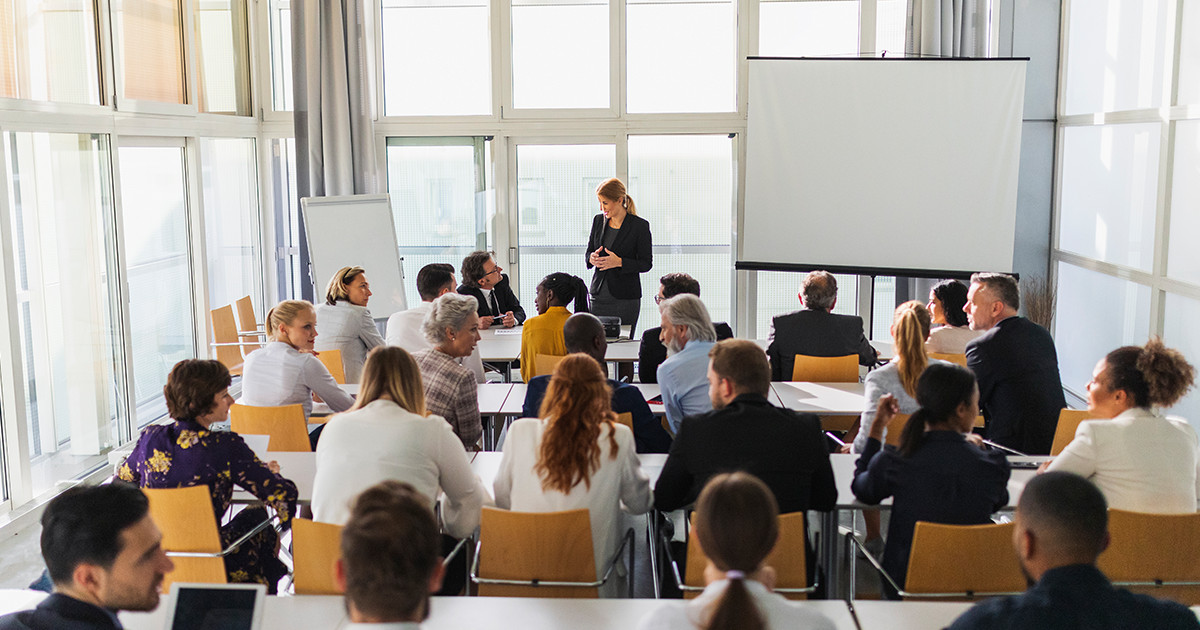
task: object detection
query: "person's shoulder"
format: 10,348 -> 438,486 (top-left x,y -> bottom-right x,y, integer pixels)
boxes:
456,283 -> 480,297
1112,587 -> 1200,627
864,361 -> 899,382
946,594 -> 1022,630
714,321 -> 734,339
625,213 -> 650,228
640,326 -> 662,343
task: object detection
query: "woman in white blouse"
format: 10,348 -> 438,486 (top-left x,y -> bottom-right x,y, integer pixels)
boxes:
314,266 -> 385,383
925,279 -> 982,354
241,299 -> 354,417
494,353 -> 652,597
637,472 -> 835,630
1047,338 -> 1199,513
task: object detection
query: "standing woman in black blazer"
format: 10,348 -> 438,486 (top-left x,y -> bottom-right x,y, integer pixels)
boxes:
586,178 -> 653,334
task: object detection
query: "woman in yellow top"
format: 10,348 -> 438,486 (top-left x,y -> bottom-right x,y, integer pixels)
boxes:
520,272 -> 590,382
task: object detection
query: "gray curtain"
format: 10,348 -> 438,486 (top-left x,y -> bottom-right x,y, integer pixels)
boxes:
906,0 -> 990,58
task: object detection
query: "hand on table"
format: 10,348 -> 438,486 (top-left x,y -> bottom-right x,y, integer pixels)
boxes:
478,314 -> 492,329
501,311 -> 517,328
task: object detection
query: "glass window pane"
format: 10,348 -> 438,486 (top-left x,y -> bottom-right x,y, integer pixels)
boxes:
382,0 -> 490,116
118,145 -> 195,426
201,138 -> 261,312
115,0 -> 187,103
1167,120 -> 1200,284
195,0 -> 250,114
270,138 -> 304,299
1162,292 -> 1200,434
627,0 -> 735,113
4,132 -> 122,500
1054,262 -> 1151,400
270,1 -> 292,110
1180,1 -> 1200,106
758,0 -> 858,57
875,0 -> 905,55
1058,123 -> 1160,271
1063,0 -> 1168,115
756,271 -> 858,339
511,0 -> 608,109
0,0 -> 101,103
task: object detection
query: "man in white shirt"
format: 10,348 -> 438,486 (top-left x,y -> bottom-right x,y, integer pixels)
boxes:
386,263 -> 485,383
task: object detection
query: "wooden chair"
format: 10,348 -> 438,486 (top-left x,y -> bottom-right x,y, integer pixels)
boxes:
929,352 -> 968,367
234,295 -> 266,350
674,512 -> 814,600
1098,509 -> 1200,604
614,412 -> 633,431
1050,408 -> 1093,455
854,521 -> 1024,599
884,413 -> 911,447
534,354 -> 566,378
471,507 -> 634,598
230,403 -> 311,452
316,349 -> 346,385
791,354 -> 859,382
210,305 -> 251,376
292,518 -> 343,595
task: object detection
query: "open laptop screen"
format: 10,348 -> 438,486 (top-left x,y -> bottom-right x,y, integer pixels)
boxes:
165,584 -> 264,630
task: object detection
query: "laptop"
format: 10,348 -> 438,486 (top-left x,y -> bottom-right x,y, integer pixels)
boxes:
162,583 -> 266,630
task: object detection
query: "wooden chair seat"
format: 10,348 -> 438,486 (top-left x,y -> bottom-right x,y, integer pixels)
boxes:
292,518 -> 343,595
230,403 -> 311,452
677,512 -> 813,600
1098,509 -> 1200,605
901,521 -> 1025,599
791,354 -> 858,382
1050,408 -> 1092,456
534,354 -> 566,378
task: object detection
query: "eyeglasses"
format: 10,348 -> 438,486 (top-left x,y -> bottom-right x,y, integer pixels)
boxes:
483,266 -> 502,278
654,295 -> 664,304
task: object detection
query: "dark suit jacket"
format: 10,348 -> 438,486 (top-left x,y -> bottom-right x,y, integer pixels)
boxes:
638,322 -> 733,384
457,274 -> 526,324
585,213 -> 653,300
0,594 -> 122,630
522,376 -> 673,453
766,309 -> 878,380
966,316 -> 1066,455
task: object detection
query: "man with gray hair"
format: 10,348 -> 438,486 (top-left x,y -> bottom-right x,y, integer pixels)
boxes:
766,270 -> 878,381
657,294 -> 718,434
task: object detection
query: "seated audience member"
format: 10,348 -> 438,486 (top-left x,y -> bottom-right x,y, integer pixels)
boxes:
336,481 -> 446,627
638,273 -> 733,384
519,272 -> 589,383
413,293 -> 483,449
965,272 -> 1066,455
657,294 -> 718,434
1047,338 -> 1199,512
925,279 -> 982,354
386,263 -> 485,383
852,363 -> 1010,599
523,313 -> 672,453
948,472 -> 1200,630
638,473 -> 836,630
766,270 -> 878,381
494,354 -> 653,597
314,266 -> 385,383
118,359 -> 298,591
457,250 -> 525,329
241,299 -> 355,417
0,484 -> 173,630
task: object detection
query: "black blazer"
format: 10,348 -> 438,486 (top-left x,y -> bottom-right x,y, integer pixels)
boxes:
966,316 -> 1066,455
766,309 -> 878,380
638,322 -> 734,384
585,213 -> 653,300
457,274 -> 526,324
0,593 -> 122,630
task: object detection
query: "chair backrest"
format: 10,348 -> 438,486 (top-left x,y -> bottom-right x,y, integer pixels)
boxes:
884,413 -> 911,447
234,295 -> 264,351
230,403 -> 312,452
316,349 -> 347,385
614,413 -> 633,431
791,354 -> 858,382
929,352 -> 968,367
904,521 -> 1024,599
1050,408 -> 1092,455
534,354 -> 566,378
210,305 -> 245,375
477,507 -> 597,598
293,518 -> 344,595
1098,509 -> 1200,604
144,486 -> 227,591
683,512 -> 810,600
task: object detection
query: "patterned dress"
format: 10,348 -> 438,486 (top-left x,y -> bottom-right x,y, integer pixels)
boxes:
117,419 -> 298,591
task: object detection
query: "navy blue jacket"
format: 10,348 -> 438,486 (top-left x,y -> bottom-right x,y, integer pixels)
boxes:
0,594 -> 124,630
522,376 -> 672,453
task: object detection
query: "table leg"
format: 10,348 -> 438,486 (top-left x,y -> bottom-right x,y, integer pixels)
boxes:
647,511 -> 660,598
821,508 -> 842,599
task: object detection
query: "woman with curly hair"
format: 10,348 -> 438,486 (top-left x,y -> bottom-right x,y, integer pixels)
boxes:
494,353 -> 652,597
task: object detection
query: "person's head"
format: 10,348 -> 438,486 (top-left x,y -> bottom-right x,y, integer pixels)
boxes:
163,359 -> 233,427
563,312 -> 608,365
353,346 -> 426,416
891,301 -> 932,398
897,363 -> 979,457
325,266 -> 371,307
928,279 -> 970,327
800,271 -> 838,311
656,272 -> 701,305
536,354 -> 618,494
461,251 -> 502,291
41,483 -> 173,611
596,177 -> 637,218
266,299 -> 318,350
1087,338 -> 1196,418
692,472 -> 779,630
707,340 -> 771,409
421,293 -> 480,358
659,294 -> 717,354
535,272 -> 589,315
337,481 -> 443,623
1013,472 -> 1109,582
416,263 -> 456,302
965,273 -> 1020,331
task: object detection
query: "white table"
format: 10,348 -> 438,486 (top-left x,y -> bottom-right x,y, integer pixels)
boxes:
0,589 -> 47,617
852,599 -> 974,629
770,382 -> 866,416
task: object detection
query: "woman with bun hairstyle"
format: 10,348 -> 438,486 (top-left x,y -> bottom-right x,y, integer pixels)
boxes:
314,265 -> 385,383
519,272 -> 590,383
586,178 -> 652,332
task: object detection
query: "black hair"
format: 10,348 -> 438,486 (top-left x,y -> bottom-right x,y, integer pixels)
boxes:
897,363 -> 977,457
1019,471 -> 1109,559
931,279 -> 970,327
659,273 -> 701,299
416,263 -> 456,301
41,483 -> 150,584
538,273 -> 589,313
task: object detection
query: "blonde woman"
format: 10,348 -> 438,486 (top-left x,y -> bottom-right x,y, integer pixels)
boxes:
314,266 -> 385,383
586,178 -> 653,332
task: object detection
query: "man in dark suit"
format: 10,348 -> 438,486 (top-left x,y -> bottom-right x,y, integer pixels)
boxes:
765,270 -> 878,381
457,250 -> 525,328
964,272 -> 1065,455
638,273 -> 733,384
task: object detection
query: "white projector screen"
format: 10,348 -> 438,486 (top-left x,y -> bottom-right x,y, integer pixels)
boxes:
740,58 -> 1026,277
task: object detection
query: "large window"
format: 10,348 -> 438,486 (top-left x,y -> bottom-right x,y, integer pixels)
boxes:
758,0 -> 858,57
0,0 -> 102,103
201,138 -> 262,312
511,0 -> 609,109
113,0 -> 188,104
195,0 -> 252,114
381,0 -> 490,116
626,0 -> 736,113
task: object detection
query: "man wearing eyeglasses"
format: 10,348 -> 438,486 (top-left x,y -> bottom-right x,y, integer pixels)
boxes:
638,273 -> 733,383
457,251 -> 526,329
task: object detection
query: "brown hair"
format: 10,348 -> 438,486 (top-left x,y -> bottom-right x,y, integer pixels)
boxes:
693,473 -> 779,630
708,339 -> 770,397
324,266 -> 365,305
535,354 -> 619,493
164,359 -> 232,421
596,178 -> 637,216
460,251 -> 494,286
341,481 -> 439,622
266,299 -> 314,341
351,347 -> 426,416
893,301 -> 932,398
801,271 -> 837,310
1101,338 -> 1195,408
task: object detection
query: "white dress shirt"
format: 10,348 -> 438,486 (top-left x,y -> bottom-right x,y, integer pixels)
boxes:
311,399 -> 492,536
636,578 -> 837,630
1048,407 -> 1200,513
314,301 -> 385,383
240,341 -> 355,416
386,301 -> 485,383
